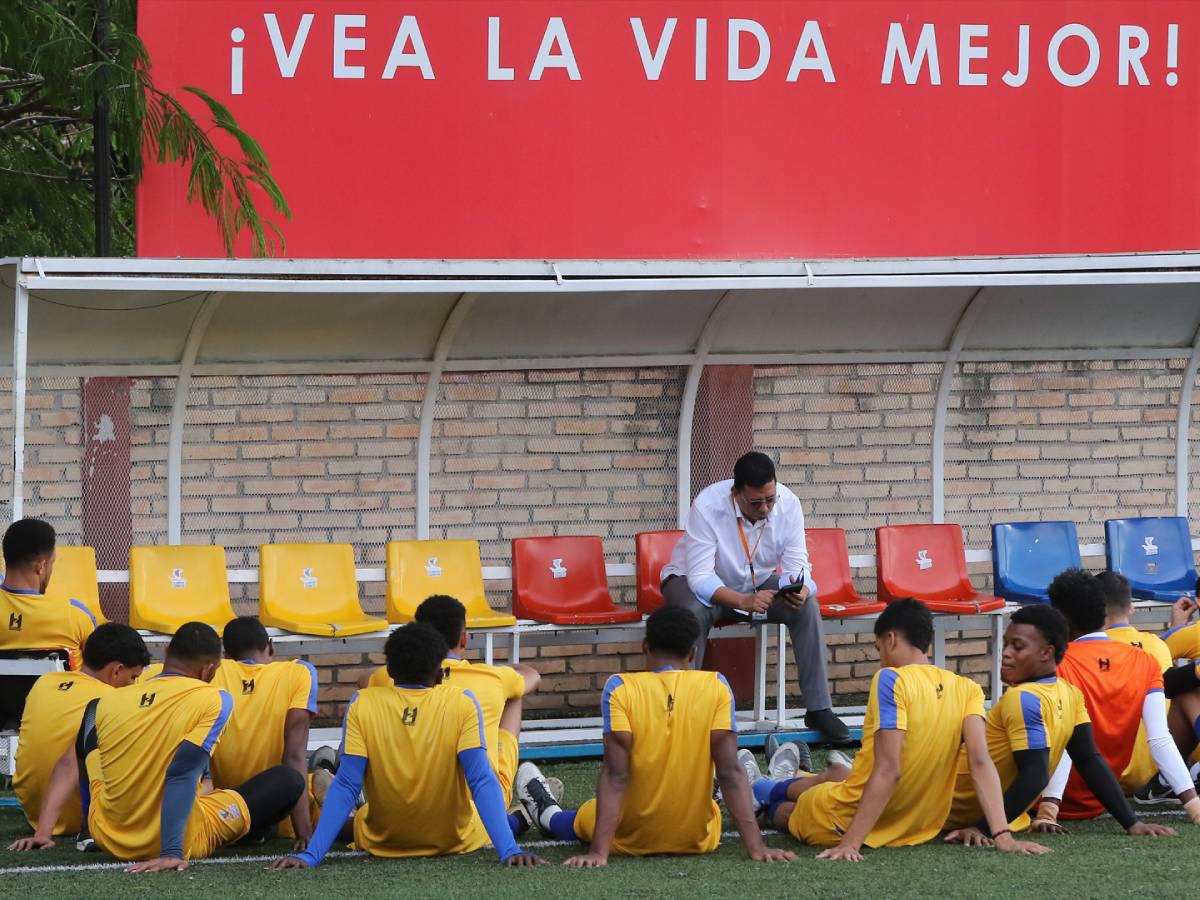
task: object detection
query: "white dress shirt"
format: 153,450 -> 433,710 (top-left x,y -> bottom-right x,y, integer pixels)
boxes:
661,479 -> 815,607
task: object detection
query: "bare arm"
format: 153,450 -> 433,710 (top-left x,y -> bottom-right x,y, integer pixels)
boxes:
511,663 -> 541,695
564,732 -> 631,867
711,730 -> 795,862
8,748 -> 77,850
283,708 -> 313,848
818,728 -> 904,861
964,716 -> 1051,855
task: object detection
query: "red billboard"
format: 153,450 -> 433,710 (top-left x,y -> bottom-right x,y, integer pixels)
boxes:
136,1 -> 1200,259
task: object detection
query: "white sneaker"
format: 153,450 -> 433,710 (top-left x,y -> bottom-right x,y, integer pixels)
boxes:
826,749 -> 853,772
737,748 -> 764,790
768,742 -> 802,781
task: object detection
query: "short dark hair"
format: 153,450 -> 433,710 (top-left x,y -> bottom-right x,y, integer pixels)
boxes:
222,616 -> 270,660
732,452 -> 776,491
82,623 -> 151,670
385,623 -> 448,685
874,598 -> 933,653
1096,570 -> 1133,615
165,621 -> 223,665
1010,604 -> 1070,663
3,518 -> 56,570
1048,568 -> 1107,634
644,606 -> 700,658
414,595 -> 466,649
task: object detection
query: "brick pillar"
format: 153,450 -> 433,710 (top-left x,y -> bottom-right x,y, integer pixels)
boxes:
82,378 -> 131,622
691,366 -> 757,700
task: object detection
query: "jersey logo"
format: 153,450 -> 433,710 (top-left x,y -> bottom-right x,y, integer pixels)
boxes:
217,802 -> 242,822
1131,640 -> 1144,650
915,549 -> 933,570
139,692 -> 156,708
401,706 -> 419,726
549,558 -> 568,579
1097,658 -> 1111,672
241,678 -> 255,694
1142,536 -> 1158,556
7,612 -> 21,631
425,557 -> 442,577
169,568 -> 187,589
300,567 -> 319,589
57,680 -> 75,691
936,682 -> 944,700
667,693 -> 675,713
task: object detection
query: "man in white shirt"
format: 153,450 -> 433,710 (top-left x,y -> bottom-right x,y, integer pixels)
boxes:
662,452 -> 849,744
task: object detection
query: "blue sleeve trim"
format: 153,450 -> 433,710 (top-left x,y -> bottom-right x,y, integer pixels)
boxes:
296,754 -> 366,867
339,691 -> 360,754
297,660 -> 319,714
601,674 -> 624,734
459,746 -> 522,861
877,669 -> 900,730
715,673 -> 737,732
1019,690 -> 1048,750
692,574 -> 724,606
199,690 -> 234,753
462,689 -> 487,750
1147,687 -> 1165,695
69,598 -> 97,626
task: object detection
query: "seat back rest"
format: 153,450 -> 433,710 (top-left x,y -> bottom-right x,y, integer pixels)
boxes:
43,545 -> 106,625
386,540 -> 489,622
513,536 -> 616,619
805,528 -> 862,604
260,544 -> 361,619
635,531 -> 684,614
1105,517 -> 1197,593
992,521 -> 1081,601
876,524 -> 974,603
130,545 -> 236,630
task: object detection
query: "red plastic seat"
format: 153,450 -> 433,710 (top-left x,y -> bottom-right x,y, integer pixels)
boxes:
635,530 -> 685,615
806,528 -> 887,618
512,536 -> 642,625
876,524 -> 1005,614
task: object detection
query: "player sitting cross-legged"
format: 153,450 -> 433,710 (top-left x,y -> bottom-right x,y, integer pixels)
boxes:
273,623 -> 545,869
749,599 -> 1050,860
34,622 -> 305,871
514,606 -> 795,867
1035,569 -> 1200,830
941,604 -> 1172,840
8,623 -> 149,846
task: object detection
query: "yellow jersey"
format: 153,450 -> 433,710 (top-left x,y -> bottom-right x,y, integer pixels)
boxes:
369,656 -> 523,775
946,676 -> 1089,831
208,658 -> 317,788
797,665 -> 984,848
88,674 -> 240,860
1105,625 -> 1175,789
13,670 -> 111,835
1163,621 -> 1200,660
0,585 -> 95,669
575,669 -> 735,856
344,683 -> 489,857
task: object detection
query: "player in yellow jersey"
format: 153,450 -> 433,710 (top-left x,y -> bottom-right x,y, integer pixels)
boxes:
513,606 -> 795,866
365,594 -> 539,803
0,520 -> 96,728
273,623 -> 545,869
8,624 -> 149,844
41,622 -> 304,872
204,616 -> 318,847
942,604 -> 1171,839
749,599 -> 1050,860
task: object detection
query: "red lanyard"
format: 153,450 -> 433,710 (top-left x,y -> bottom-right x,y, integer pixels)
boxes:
734,500 -> 766,588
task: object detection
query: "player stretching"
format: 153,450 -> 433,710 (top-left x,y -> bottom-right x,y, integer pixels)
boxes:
516,606 -> 795,867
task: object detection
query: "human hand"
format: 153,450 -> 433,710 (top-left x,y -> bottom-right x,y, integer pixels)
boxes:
503,852 -> 547,867
943,827 -> 992,847
749,847 -> 796,862
1031,819 -> 1068,835
563,852 -> 608,868
745,590 -> 774,614
271,856 -> 309,870
8,835 -> 55,851
1171,597 -> 1197,627
291,837 -> 310,853
816,843 -> 863,862
1127,821 -> 1177,837
777,584 -> 810,609
993,833 -> 1051,855
126,856 -> 189,873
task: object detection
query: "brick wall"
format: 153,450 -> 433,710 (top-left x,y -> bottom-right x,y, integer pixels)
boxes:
2,360 -> 1196,717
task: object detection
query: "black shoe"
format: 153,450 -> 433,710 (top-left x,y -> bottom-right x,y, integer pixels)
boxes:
75,830 -> 99,852
805,709 -> 852,745
1134,773 -> 1178,806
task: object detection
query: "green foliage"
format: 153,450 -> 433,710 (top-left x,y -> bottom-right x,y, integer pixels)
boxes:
0,0 -> 289,257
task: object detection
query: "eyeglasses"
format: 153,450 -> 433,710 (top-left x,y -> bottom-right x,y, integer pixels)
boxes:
740,493 -> 777,508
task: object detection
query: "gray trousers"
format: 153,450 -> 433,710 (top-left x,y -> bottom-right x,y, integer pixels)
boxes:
662,574 -> 833,712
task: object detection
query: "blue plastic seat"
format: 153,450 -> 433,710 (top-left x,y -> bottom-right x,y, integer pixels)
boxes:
992,521 -> 1081,605
1105,517 -> 1198,603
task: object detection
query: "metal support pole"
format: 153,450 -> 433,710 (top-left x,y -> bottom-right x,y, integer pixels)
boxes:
931,288 -> 986,523
11,276 -> 29,522
677,290 -> 734,527
416,293 -> 477,540
1175,319 -> 1200,517
167,294 -> 221,543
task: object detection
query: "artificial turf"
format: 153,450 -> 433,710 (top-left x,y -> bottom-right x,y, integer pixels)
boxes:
3,754 -> 1199,899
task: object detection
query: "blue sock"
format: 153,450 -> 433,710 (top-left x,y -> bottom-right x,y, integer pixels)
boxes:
770,779 -> 799,805
753,778 -> 779,808
547,810 -> 579,842
508,812 -> 528,837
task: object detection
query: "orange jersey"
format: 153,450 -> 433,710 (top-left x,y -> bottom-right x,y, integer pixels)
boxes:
1056,634 -> 1164,819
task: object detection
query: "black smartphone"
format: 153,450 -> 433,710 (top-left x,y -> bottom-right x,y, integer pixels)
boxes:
776,576 -> 806,595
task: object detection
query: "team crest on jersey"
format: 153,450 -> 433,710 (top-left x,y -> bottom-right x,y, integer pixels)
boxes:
549,558 -> 568,579
57,680 -> 74,691
300,567 -> 319,589
1142,536 -> 1158,556
425,557 -> 443,577
935,682 -> 944,699
242,678 -> 255,694
666,693 -> 675,713
1098,658 -> 1111,672
915,550 -> 933,570
139,692 -> 156,707
7,612 -> 21,631
218,802 -> 242,822
401,707 -> 419,725
169,568 -> 187,589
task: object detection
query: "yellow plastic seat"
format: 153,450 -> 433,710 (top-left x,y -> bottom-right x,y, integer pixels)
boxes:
129,545 -> 236,634
386,540 -> 517,628
259,543 -> 387,637
44,546 -> 107,625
